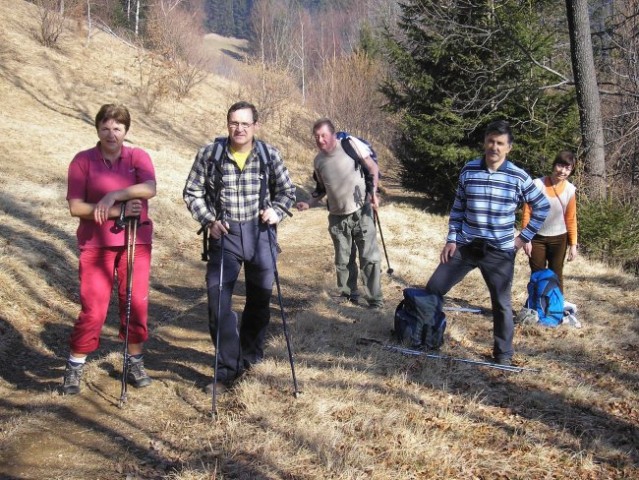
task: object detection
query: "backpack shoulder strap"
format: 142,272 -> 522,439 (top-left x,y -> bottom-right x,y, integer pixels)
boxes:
341,137 -> 362,170
255,139 -> 272,210
341,137 -> 375,195
207,137 -> 227,209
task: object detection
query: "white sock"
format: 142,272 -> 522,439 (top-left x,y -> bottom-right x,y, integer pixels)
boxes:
68,355 -> 86,366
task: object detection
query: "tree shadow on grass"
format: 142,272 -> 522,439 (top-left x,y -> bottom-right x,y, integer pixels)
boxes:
273,279 -> 639,474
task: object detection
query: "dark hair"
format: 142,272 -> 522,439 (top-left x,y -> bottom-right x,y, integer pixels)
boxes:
484,120 -> 514,144
227,101 -> 259,123
552,150 -> 576,169
95,104 -> 131,132
312,118 -> 336,134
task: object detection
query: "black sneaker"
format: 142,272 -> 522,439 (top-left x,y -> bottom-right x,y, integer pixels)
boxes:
62,362 -> 84,395
127,356 -> 152,388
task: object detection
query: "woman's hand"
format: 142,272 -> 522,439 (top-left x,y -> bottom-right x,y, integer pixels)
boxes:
567,244 -> 578,261
94,193 -> 116,224
522,241 -> 533,258
124,199 -> 143,217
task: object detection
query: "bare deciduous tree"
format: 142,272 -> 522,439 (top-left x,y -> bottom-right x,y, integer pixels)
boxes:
35,0 -> 66,47
307,51 -> 392,144
145,0 -> 210,98
133,51 -> 172,114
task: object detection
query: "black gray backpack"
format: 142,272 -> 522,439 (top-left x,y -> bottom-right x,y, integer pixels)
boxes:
394,288 -> 446,350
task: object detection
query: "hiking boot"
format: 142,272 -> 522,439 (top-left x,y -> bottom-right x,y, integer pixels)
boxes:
494,357 -> 512,367
367,301 -> 384,310
331,292 -> 359,305
62,362 -> 84,395
127,356 -> 152,388
204,381 -> 229,396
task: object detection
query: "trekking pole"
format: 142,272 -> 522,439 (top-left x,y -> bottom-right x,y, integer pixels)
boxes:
119,218 -> 138,408
358,338 -> 540,373
373,210 -> 394,274
266,216 -> 300,398
211,217 -> 226,418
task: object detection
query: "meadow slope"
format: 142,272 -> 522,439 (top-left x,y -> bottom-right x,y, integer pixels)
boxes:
0,1 -> 637,479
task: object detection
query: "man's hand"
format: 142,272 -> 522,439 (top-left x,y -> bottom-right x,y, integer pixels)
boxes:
260,208 -> 280,225
209,220 -> 229,240
514,236 -> 526,254
296,201 -> 310,211
440,242 -> 456,264
370,192 -> 379,209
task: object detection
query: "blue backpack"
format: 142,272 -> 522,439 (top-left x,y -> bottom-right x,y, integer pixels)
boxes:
394,288 -> 446,349
525,269 -> 564,327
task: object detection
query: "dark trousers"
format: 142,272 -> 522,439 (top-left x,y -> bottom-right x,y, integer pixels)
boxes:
206,220 -> 275,384
425,242 -> 516,360
529,233 -> 568,293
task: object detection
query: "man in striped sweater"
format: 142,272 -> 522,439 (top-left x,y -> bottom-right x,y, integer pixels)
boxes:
425,120 -> 549,366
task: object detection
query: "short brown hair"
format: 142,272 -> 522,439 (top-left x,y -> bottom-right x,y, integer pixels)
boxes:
95,104 -> 131,132
312,118 -> 335,134
227,101 -> 259,123
552,150 -> 576,169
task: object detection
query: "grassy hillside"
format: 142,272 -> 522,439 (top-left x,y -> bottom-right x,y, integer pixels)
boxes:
0,1 -> 638,479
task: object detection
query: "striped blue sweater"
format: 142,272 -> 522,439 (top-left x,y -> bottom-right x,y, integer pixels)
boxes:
446,157 -> 550,251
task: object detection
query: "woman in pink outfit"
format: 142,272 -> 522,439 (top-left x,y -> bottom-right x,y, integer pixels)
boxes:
62,104 -> 156,395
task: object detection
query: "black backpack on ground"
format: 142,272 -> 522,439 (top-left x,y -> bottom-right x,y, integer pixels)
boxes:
394,288 -> 446,350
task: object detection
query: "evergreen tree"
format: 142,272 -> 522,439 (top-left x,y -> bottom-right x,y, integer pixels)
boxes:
382,0 -> 579,209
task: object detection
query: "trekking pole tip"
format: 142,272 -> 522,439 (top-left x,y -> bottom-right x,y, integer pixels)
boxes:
387,268 -> 394,275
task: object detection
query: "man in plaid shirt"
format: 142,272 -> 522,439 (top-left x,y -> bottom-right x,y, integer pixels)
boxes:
183,101 -> 295,394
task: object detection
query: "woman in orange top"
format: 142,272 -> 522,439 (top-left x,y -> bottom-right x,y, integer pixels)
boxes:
522,150 -> 578,293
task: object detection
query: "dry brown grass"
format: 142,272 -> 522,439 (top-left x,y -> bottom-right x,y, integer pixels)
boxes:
0,1 -> 638,479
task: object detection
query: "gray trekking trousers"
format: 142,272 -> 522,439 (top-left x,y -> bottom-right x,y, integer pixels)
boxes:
426,241 -> 515,361
206,220 -> 275,384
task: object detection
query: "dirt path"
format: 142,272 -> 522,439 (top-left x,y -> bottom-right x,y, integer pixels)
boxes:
0,199 -> 370,479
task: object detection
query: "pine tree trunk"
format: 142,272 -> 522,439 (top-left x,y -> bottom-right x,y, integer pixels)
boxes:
566,0 -> 606,199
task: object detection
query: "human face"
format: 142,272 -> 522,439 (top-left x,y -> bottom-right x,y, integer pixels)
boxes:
227,108 -> 257,151
97,118 -> 127,159
483,133 -> 512,168
313,125 -> 337,154
551,162 -> 573,183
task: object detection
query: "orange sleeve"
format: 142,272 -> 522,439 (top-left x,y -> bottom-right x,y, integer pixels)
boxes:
565,194 -> 577,245
521,202 -> 532,230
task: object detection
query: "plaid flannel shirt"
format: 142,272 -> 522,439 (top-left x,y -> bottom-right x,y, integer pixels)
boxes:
183,138 -> 295,225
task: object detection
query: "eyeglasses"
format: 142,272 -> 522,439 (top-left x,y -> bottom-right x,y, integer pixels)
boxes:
228,121 -> 255,130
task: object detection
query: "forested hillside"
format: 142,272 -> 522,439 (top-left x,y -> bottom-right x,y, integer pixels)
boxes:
1,1 -> 638,479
